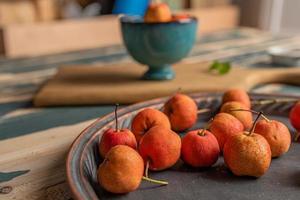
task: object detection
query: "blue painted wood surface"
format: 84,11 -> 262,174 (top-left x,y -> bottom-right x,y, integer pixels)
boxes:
0,28 -> 299,141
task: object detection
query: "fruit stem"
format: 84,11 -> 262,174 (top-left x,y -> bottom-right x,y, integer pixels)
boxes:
143,160 -> 168,185
197,118 -> 214,136
142,176 -> 168,185
115,103 -> 119,132
166,87 -> 182,104
198,129 -> 206,136
247,111 -> 263,136
295,131 -> 300,142
145,160 -> 149,178
197,108 -> 211,114
229,109 -> 270,122
252,98 -> 298,105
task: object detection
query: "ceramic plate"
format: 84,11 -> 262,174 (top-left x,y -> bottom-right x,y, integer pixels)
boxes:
66,92 -> 300,200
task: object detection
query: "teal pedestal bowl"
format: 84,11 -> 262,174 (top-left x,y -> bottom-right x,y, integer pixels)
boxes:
120,16 -> 198,80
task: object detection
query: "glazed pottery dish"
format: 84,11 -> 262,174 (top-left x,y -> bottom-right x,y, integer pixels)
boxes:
120,16 -> 197,80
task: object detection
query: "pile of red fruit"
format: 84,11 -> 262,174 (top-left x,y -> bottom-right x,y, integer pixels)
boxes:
96,89 -> 299,194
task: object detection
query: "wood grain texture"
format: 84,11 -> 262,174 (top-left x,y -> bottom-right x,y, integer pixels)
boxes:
33,62 -> 300,106
0,5 -> 239,58
0,119 -> 93,199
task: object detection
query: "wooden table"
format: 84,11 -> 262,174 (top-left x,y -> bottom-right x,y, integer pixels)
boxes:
0,28 -> 300,199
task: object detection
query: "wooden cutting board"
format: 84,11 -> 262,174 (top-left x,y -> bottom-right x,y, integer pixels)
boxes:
33,62 -> 300,106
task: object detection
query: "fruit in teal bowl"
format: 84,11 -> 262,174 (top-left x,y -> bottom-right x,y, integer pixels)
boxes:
120,16 -> 198,80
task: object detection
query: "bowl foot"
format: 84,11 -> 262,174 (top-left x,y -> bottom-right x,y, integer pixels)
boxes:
142,65 -> 175,80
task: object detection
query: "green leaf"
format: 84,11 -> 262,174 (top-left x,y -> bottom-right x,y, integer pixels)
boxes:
209,61 -> 231,75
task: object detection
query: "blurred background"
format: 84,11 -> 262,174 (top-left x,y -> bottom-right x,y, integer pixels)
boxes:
0,0 -> 299,58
